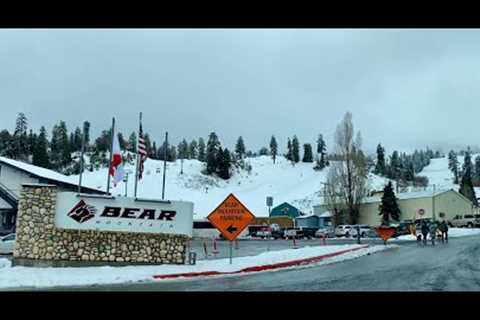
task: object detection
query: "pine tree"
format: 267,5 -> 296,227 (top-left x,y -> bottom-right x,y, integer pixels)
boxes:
459,148 -> 478,206
59,121 -> 71,167
286,138 -> 292,161
73,127 -> 83,152
206,132 -> 221,174
178,139 -> 189,160
0,130 -> 11,156
235,136 -> 246,159
388,151 -> 400,180
198,138 -> 206,162
27,129 -> 36,156
316,134 -> 327,168
117,132 -> 127,150
13,112 -> 28,160
128,132 -> 137,153
152,142 -> 157,160
302,143 -> 313,162
259,147 -> 269,156
269,135 -> 278,164
189,139 -> 198,159
292,135 -> 300,163
475,155 -> 480,182
32,127 -> 50,168
374,143 -> 386,175
217,147 -> 232,179
144,134 -> 152,157
379,182 -> 401,225
448,150 -> 459,184
169,146 -> 177,161
83,121 -> 90,148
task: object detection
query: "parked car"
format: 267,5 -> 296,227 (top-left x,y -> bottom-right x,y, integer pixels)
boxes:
0,233 -> 15,254
335,225 -> 353,237
392,222 -> 412,237
284,227 -> 304,239
255,228 -> 272,239
450,214 -> 477,228
271,228 -> 285,239
300,227 -> 318,239
315,227 -> 335,238
350,225 -> 373,238
475,214 -> 480,227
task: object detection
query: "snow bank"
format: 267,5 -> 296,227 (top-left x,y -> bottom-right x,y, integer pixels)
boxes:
0,258 -> 11,269
0,244 -> 391,289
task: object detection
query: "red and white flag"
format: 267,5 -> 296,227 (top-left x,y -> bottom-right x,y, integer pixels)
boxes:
109,130 -> 125,187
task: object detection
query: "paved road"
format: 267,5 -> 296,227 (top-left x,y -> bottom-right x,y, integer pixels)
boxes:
42,235 -> 480,291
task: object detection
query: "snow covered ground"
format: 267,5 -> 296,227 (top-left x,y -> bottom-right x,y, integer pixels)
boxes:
418,154 -> 480,194
391,227 -> 480,241
0,244 -> 392,289
67,156 -> 392,219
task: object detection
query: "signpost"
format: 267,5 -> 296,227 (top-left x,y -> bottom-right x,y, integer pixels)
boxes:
266,196 -> 273,252
207,193 -> 256,264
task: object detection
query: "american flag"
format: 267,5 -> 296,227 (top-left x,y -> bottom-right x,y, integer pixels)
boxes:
138,123 -> 147,180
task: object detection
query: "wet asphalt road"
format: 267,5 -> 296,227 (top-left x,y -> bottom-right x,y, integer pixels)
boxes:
43,235 -> 480,291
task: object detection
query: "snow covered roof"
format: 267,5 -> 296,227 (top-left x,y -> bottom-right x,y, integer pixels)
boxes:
0,197 -> 12,209
318,211 -> 333,217
0,156 -> 104,194
362,189 -> 453,204
296,213 -> 318,219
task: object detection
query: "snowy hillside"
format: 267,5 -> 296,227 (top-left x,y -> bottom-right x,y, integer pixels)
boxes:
68,155 -> 392,219
418,154 -> 480,194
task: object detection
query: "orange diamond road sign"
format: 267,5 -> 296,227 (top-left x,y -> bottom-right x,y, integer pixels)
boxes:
207,193 -> 256,241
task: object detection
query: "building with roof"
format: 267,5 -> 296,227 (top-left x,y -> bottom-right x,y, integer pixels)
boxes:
0,156 -> 105,235
312,188 -> 473,227
358,189 -> 473,226
269,202 -> 303,219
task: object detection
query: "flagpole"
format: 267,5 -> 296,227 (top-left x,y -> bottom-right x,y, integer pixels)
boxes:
162,132 -> 168,200
77,121 -> 86,194
134,112 -> 142,199
106,117 -> 115,195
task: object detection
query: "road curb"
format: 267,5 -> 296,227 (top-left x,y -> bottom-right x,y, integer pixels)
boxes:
153,245 -> 369,280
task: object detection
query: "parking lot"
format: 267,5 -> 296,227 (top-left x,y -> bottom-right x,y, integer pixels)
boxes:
188,236 -> 396,261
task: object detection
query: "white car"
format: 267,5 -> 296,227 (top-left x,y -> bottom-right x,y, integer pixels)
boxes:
350,225 -> 373,238
335,225 -> 353,237
0,233 -> 15,254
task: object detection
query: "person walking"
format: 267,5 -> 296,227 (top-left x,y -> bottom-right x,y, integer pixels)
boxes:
438,220 -> 449,244
420,219 -> 429,246
429,220 -> 438,246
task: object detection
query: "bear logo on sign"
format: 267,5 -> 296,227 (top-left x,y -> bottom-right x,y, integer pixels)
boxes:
68,200 -> 97,223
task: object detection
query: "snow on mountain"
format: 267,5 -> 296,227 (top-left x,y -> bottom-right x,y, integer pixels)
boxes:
418,154 -> 480,195
68,155 -> 392,219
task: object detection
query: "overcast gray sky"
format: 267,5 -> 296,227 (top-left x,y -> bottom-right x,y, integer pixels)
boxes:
1,29 -> 479,155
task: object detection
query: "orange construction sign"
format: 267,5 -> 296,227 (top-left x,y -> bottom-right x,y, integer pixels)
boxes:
207,193 -> 256,241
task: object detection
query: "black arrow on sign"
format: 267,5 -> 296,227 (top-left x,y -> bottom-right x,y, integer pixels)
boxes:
226,225 -> 238,234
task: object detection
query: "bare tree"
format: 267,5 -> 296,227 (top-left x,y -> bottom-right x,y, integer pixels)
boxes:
327,112 -> 369,224
324,168 -> 345,226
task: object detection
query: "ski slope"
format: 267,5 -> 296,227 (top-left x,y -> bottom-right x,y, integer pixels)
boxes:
68,155 -> 392,219
418,154 -> 480,194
